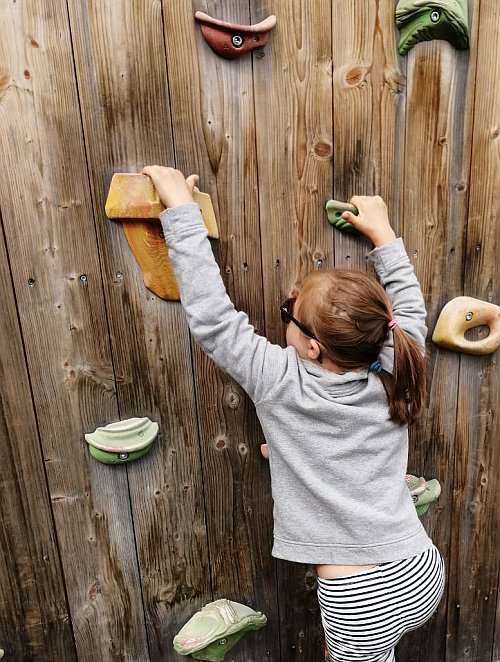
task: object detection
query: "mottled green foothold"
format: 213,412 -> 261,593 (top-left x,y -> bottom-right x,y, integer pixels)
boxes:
173,599 -> 267,661
396,0 -> 469,56
85,417 -> 159,465
325,200 -> 361,235
406,474 -> 442,517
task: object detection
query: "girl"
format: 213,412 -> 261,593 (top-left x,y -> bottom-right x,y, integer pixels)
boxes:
142,166 -> 445,662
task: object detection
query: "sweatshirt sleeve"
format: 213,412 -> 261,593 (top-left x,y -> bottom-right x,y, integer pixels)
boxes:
159,202 -> 288,402
368,238 -> 428,371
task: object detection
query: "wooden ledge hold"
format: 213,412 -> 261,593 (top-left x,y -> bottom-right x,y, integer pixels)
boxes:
105,173 -> 218,238
195,11 -> 277,59
432,296 -> 500,355
105,173 -> 219,301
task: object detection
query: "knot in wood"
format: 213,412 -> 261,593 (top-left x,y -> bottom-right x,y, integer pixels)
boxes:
344,65 -> 367,87
313,141 -> 332,158
215,437 -> 227,450
226,390 -> 240,410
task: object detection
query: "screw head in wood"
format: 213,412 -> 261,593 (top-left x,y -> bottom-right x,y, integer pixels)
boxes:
231,34 -> 244,48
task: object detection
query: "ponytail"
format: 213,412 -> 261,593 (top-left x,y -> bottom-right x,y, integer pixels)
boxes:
379,326 -> 426,426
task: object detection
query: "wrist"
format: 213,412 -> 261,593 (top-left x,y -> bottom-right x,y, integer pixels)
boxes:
165,196 -> 195,209
372,229 -> 396,248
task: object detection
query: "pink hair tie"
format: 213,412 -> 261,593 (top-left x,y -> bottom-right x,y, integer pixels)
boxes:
388,319 -> 399,331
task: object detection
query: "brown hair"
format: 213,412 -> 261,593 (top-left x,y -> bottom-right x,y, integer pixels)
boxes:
297,269 -> 426,426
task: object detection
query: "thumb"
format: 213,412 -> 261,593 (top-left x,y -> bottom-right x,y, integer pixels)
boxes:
186,174 -> 200,191
342,211 -> 358,226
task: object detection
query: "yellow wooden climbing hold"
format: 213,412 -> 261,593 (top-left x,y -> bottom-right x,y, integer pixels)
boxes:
432,296 -> 500,355
105,173 -> 219,300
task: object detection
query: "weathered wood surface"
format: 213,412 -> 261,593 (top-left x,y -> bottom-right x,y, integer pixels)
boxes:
0,1 -> 148,660
161,1 -> 280,658
252,0 -> 334,656
65,0 -> 212,658
395,0 -> 479,658
0,0 -> 498,660
446,0 -> 500,659
0,219 -> 76,660
332,0 -> 406,270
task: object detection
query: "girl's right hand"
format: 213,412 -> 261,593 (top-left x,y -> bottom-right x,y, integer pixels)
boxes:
341,195 -> 396,247
142,166 -> 199,209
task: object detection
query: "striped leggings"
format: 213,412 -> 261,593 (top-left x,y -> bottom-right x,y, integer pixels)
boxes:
317,545 -> 445,662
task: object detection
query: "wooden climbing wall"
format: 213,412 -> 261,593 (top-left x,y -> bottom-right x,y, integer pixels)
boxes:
0,0 -> 498,660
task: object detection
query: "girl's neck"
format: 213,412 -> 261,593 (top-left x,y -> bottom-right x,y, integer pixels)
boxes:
313,355 -> 346,375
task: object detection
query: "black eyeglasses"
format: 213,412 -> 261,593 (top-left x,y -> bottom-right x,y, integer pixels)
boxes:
280,298 -> 318,340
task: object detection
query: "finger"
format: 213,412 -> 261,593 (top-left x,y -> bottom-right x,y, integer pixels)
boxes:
142,166 -> 161,178
342,211 -> 359,225
260,444 -> 269,460
185,174 -> 200,190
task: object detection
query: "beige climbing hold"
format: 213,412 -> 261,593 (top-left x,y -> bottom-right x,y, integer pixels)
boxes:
432,296 -> 500,355
105,173 -> 219,238
105,173 -> 219,300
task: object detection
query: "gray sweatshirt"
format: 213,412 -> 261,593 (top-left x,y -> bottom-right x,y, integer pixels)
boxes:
160,203 -> 432,565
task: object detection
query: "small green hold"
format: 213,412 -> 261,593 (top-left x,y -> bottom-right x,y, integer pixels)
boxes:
325,200 -> 360,235
406,474 -> 442,517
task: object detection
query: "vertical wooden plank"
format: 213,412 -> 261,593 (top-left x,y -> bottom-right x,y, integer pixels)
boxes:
0,219 -> 76,660
66,0 -> 212,658
252,0 -> 333,657
161,1 -> 280,658
396,1 -> 479,660
332,0 -> 406,270
0,1 -> 150,659
494,586 -> 500,662
446,0 -> 500,659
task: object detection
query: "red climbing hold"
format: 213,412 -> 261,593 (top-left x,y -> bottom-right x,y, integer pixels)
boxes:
194,11 -> 277,60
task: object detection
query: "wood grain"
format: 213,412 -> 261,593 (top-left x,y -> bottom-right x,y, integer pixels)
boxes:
398,36 -> 474,660
252,0 -> 333,656
446,0 -> 500,659
65,0 -> 212,658
0,1 -> 149,659
0,218 -> 76,660
0,0 -> 498,659
161,0 -> 280,658
395,5 -> 478,656
332,0 -> 406,270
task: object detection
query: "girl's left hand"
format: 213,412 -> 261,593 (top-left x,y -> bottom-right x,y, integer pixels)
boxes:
142,166 -> 199,209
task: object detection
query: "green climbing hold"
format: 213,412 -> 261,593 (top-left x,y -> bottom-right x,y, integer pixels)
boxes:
406,474 -> 442,517
395,0 -> 469,56
85,417 -> 159,465
325,200 -> 360,235
173,599 -> 267,661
